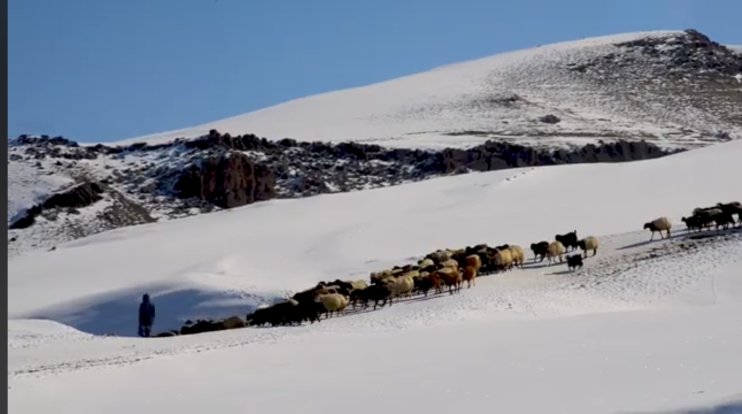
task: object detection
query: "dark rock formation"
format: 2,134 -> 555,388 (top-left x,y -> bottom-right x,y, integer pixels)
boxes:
173,151 -> 276,208
10,182 -> 105,229
614,29 -> 742,76
539,114 -> 561,124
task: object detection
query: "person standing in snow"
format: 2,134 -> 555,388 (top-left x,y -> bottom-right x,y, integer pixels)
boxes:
138,294 -> 156,337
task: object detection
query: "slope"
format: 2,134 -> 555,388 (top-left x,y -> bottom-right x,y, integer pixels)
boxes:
8,139 -> 742,336
8,139 -> 742,414
115,29 -> 742,151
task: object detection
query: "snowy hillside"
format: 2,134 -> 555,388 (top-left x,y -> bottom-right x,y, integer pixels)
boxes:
8,138 -> 742,413
117,29 -> 742,151
6,133 -> 673,258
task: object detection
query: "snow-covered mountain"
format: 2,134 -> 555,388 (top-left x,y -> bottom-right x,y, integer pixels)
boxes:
10,29 -> 742,258
116,29 -> 742,151
8,138 -> 742,413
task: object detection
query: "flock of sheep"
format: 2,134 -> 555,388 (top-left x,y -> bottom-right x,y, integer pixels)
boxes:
244,201 -> 742,329
245,229 -> 600,328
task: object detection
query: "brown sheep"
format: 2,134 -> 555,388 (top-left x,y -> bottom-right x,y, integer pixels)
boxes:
462,265 -> 477,288
436,267 -> 462,295
465,254 -> 482,272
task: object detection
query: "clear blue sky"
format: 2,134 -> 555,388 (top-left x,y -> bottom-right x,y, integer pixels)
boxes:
8,0 -> 741,143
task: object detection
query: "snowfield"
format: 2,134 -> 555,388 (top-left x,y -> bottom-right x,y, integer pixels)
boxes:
111,30 -> 742,151
7,139 -> 742,413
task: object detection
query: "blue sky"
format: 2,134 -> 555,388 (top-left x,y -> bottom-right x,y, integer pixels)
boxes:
8,0 -> 741,143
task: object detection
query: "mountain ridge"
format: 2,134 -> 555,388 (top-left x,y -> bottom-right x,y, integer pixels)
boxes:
111,29 -> 742,150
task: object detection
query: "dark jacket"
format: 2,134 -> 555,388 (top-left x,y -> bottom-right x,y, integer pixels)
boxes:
138,295 -> 156,326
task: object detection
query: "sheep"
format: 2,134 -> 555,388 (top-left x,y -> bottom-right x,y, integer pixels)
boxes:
414,274 -> 436,297
465,254 -> 482,272
436,267 -> 462,295
681,215 -> 703,233
316,293 -> 349,318
315,285 -> 342,296
425,249 -> 452,265
440,258 -> 460,269
418,258 -> 435,269
462,265 -> 477,288
350,279 -> 368,291
555,231 -> 579,252
546,241 -> 565,265
221,316 -> 246,330
713,210 -> 736,230
566,254 -> 583,272
716,202 -> 742,221
577,236 -> 599,258
370,270 -> 394,285
643,217 -> 672,240
391,275 -> 415,299
508,245 -> 525,268
691,208 -> 722,230
399,269 -> 420,280
355,284 -> 393,310
494,248 -> 514,272
530,241 -> 549,262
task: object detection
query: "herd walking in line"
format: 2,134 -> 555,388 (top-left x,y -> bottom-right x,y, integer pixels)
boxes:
243,200 -> 741,329
153,200 -> 742,337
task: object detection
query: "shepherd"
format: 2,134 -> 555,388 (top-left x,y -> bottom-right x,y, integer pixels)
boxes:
138,293 -> 156,337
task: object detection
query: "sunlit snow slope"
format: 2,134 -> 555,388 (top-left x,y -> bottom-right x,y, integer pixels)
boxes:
8,139 -> 742,336
8,138 -> 742,414
116,30 -> 742,150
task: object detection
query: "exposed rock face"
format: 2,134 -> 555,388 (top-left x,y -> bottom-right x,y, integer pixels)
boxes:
539,114 -> 561,124
420,139 -> 672,175
613,29 -> 742,76
174,151 -> 276,208
10,181 -> 105,229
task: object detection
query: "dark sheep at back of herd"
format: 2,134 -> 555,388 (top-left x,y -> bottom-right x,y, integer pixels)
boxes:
246,299 -> 324,327
555,231 -> 579,252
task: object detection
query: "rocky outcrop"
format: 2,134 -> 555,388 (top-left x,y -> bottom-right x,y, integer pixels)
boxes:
173,151 -> 276,209
10,181 -> 105,229
419,139 -> 674,175
614,29 -> 742,76
539,114 -> 561,124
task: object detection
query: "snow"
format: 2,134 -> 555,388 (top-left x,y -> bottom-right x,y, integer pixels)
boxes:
8,139 -> 742,413
7,161 -> 75,224
107,31 -> 740,151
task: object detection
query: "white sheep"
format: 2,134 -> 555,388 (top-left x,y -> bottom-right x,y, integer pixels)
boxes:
547,241 -> 565,264
392,275 -> 415,298
644,217 -> 672,240
440,259 -> 459,269
317,293 -> 349,317
350,279 -> 368,291
578,236 -> 599,258
418,258 -> 435,269
508,245 -> 525,268
494,249 -> 513,271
